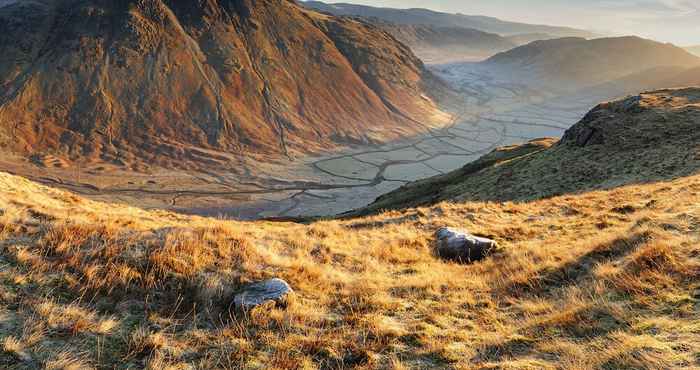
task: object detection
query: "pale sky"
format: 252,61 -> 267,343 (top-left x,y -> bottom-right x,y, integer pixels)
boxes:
327,0 -> 700,45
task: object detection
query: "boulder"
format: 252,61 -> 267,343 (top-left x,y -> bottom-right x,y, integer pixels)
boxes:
435,227 -> 497,263
232,278 -> 293,311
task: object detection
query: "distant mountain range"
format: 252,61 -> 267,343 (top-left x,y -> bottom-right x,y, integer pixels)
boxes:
367,20 -> 517,63
302,1 -> 598,62
484,36 -> 700,89
303,1 -> 597,38
505,33 -> 561,46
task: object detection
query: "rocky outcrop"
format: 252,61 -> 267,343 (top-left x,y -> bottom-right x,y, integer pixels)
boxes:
0,0 -> 449,168
561,91 -> 690,148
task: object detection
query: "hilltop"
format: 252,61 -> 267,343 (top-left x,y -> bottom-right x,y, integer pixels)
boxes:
0,0 -> 449,169
1,89 -> 700,368
484,37 -> 700,89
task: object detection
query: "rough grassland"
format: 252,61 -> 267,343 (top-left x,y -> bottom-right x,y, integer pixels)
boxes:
1,170 -> 699,369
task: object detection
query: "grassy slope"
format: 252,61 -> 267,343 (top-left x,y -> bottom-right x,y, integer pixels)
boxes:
1,172 -> 699,369
0,89 -> 699,369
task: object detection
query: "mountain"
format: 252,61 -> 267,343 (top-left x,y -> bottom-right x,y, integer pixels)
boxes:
505,32 -> 559,46
2,88 -> 700,368
367,20 -> 517,63
686,45 -> 700,57
484,36 -> 700,89
357,88 -> 700,213
0,0 -> 449,169
587,65 -> 700,96
303,1 -> 597,38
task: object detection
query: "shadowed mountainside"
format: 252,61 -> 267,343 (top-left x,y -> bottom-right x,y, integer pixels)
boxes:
0,0 -> 450,169
357,87 -> 700,214
485,37 -> 700,88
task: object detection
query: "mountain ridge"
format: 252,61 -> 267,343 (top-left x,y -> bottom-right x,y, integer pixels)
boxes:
303,1 -> 597,38
363,19 -> 517,62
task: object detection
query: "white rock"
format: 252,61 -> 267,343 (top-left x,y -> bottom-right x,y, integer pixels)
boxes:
233,278 -> 293,310
435,227 -> 497,263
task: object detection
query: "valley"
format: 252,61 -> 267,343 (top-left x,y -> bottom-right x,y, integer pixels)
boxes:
2,63 -> 609,219
1,1 -> 695,221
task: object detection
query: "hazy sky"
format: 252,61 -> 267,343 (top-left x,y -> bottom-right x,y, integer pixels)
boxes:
329,0 -> 700,45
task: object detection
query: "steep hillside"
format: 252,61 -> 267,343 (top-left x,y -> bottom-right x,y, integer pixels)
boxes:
484,37 -> 700,88
0,0 -> 449,168
369,21 -> 517,62
360,88 -> 700,213
303,1 -> 596,38
2,134 -> 700,367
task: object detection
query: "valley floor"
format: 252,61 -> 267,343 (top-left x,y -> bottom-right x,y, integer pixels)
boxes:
0,63 -> 614,220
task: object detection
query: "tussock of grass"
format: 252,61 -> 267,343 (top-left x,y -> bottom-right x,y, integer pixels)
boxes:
1,171 -> 700,368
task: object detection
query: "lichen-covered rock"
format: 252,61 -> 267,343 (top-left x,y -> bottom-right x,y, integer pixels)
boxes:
233,278 -> 293,311
435,227 -> 497,263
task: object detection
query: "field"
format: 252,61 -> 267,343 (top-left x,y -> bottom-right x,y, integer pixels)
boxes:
1,170 -> 699,369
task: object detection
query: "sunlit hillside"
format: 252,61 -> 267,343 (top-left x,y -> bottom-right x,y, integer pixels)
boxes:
1,89 -> 699,369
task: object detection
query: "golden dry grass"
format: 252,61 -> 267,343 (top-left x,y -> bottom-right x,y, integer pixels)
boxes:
1,171 -> 699,369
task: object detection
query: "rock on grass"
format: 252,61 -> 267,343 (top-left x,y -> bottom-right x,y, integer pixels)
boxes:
232,278 -> 293,311
435,227 -> 498,263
